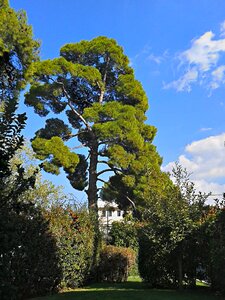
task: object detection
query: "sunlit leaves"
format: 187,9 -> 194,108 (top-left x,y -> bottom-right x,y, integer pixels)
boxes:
32,137 -> 79,174
0,1 -> 39,98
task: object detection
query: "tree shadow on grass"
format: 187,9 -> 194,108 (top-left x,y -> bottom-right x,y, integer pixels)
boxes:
57,284 -> 222,300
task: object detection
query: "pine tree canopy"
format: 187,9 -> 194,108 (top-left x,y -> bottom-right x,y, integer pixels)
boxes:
25,36 -> 162,211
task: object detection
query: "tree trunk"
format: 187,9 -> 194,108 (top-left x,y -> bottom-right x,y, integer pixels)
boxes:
87,139 -> 98,213
86,139 -> 100,274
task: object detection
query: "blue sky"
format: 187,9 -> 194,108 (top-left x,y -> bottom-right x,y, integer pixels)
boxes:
10,0 -> 225,199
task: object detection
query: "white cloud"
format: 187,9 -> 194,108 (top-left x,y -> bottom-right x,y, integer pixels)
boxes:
182,31 -> 225,72
200,127 -> 212,132
163,133 -> 225,197
220,20 -> 225,37
210,65 -> 225,89
166,22 -> 225,92
193,179 -> 225,196
163,68 -> 198,92
131,46 -> 169,69
148,53 -> 163,64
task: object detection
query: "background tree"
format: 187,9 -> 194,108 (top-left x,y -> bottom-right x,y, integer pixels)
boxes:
199,202 -> 225,295
138,163 -> 209,289
0,0 -> 39,105
0,2 -> 62,299
0,95 -> 62,300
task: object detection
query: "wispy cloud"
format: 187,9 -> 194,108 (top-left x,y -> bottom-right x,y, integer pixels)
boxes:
147,53 -> 164,65
165,21 -> 225,92
164,67 -> 198,92
200,127 -> 212,132
210,65 -> 225,89
163,133 -> 225,197
131,45 -> 168,68
220,20 -> 225,37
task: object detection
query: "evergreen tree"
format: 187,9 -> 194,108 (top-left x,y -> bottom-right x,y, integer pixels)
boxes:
25,36 -> 161,219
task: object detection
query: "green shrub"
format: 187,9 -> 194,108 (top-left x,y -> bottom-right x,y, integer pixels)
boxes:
109,217 -> 138,250
208,209 -> 225,294
109,218 -> 139,276
45,205 -> 95,289
0,199 -> 61,300
138,227 -> 176,288
97,245 -> 136,282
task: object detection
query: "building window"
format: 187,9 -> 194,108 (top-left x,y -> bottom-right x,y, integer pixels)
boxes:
117,210 -> 121,217
108,210 -> 112,217
102,210 -> 106,217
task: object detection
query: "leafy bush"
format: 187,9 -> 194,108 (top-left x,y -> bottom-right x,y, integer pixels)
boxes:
207,208 -> 225,294
45,205 -> 95,289
0,190 -> 61,299
97,245 -> 136,282
138,226 -> 176,288
109,217 -> 139,276
109,217 -> 138,250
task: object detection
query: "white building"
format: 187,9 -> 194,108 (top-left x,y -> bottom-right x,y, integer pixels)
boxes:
98,199 -> 124,236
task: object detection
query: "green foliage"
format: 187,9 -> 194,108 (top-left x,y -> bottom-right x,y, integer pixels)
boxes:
25,36 -> 160,219
32,136 -> 79,174
202,208 -> 225,294
0,0 -> 39,101
66,154 -> 88,190
0,3 -> 62,299
8,142 -> 94,291
109,216 -> 138,250
97,246 -> 136,283
0,200 -> 61,299
109,218 -> 139,277
45,205 -> 95,289
138,163 -> 209,288
0,100 -> 27,178
138,226 -> 176,288
0,101 -> 61,300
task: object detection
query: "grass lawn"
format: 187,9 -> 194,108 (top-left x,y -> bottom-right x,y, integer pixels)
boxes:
31,277 -> 224,300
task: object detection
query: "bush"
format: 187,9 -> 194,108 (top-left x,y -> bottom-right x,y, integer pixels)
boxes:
45,205 -> 95,289
109,217 -> 138,250
97,245 -> 136,282
138,228 -> 176,288
208,209 -> 225,294
109,218 -> 139,276
0,200 -> 61,300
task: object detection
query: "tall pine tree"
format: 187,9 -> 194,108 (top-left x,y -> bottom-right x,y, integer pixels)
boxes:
25,36 -> 161,217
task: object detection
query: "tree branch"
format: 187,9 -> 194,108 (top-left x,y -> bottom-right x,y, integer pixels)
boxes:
98,160 -> 112,166
49,77 -> 93,133
97,167 -> 121,177
63,131 -> 84,139
98,178 -> 107,184
85,152 -> 91,161
67,101 -> 93,133
98,138 -> 117,145
97,178 -> 136,212
125,195 -> 136,212
70,143 -> 85,150
98,55 -> 110,104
